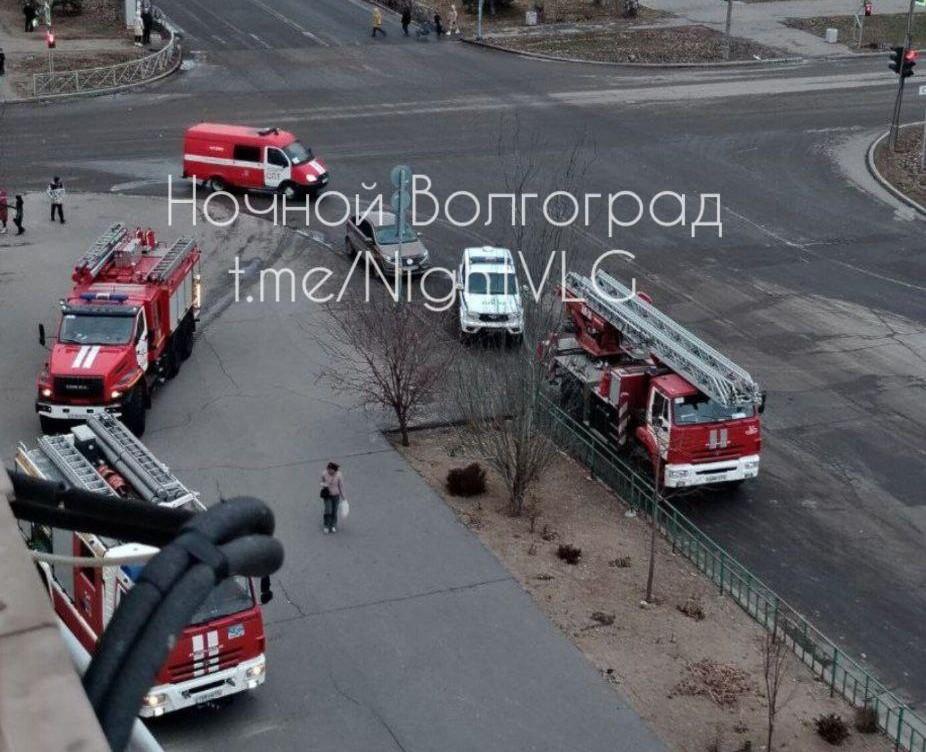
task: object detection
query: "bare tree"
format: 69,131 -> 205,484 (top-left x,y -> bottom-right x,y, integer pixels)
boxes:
317,289 -> 452,447
763,627 -> 792,752
447,124 -> 595,515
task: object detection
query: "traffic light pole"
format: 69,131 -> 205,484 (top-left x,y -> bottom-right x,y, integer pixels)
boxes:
888,0 -> 918,150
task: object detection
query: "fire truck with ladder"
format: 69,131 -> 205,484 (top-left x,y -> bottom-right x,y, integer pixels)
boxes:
15,414 -> 269,717
551,269 -> 765,489
36,223 -> 202,437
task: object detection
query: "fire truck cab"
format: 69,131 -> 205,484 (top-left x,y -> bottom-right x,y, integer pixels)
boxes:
552,270 -> 764,489
35,223 -> 202,437
182,123 -> 330,200
15,416 -> 269,717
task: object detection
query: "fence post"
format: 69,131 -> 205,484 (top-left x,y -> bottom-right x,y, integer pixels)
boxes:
718,552 -> 725,594
896,706 -> 904,751
831,647 -> 838,697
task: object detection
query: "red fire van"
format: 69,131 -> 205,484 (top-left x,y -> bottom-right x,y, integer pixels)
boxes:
182,124 -> 329,200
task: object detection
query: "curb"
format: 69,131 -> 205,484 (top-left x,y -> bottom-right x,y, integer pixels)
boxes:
462,37 -> 803,68
865,125 -> 926,217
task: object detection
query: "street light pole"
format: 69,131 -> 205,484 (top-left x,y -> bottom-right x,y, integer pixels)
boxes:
477,0 -> 484,40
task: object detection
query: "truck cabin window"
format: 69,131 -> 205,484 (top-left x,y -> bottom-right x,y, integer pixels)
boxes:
673,393 -> 754,425
283,140 -> 313,166
374,224 -> 417,245
190,576 -> 254,624
59,313 -> 135,345
466,271 -> 518,295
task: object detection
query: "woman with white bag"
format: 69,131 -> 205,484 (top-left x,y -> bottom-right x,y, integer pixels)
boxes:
320,462 -> 348,534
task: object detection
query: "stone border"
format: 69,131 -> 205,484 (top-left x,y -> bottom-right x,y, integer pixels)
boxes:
462,36 -> 803,68
865,126 -> 926,217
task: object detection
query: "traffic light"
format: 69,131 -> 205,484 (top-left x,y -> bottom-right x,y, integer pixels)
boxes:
889,46 -> 903,74
45,29 -> 55,49
902,48 -> 917,78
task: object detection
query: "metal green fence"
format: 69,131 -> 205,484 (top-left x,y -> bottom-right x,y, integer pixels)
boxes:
539,393 -> 925,752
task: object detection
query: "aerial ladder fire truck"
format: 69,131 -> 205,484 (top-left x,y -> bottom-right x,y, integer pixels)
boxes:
35,223 -> 202,437
15,415 -> 269,717
551,270 -> 765,489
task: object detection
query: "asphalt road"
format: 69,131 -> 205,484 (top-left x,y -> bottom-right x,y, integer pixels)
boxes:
0,0 -> 924,730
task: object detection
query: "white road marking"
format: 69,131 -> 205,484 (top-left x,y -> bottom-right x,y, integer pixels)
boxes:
249,33 -> 272,49
244,0 -> 330,46
211,34 -> 227,46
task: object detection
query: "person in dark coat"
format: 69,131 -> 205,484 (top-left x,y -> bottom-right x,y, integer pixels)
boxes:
433,12 -> 443,37
141,0 -> 153,46
23,0 -> 36,32
13,195 -> 25,235
0,48 -> 6,76
401,6 -> 411,35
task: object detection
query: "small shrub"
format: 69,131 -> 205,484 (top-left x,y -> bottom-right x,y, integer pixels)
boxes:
609,555 -> 632,568
815,714 -> 850,746
735,742 -> 752,752
540,524 -> 558,542
854,705 -> 879,734
556,543 -> 582,565
677,595 -> 705,621
446,462 -> 486,497
590,611 -> 615,626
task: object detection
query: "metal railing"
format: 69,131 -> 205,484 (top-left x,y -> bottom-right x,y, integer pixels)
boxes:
32,8 -> 181,98
539,392 -> 926,752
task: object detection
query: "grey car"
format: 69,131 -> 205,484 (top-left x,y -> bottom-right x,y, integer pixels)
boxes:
344,211 -> 430,275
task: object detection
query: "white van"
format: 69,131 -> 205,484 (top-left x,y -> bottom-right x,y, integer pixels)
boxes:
457,246 -> 524,342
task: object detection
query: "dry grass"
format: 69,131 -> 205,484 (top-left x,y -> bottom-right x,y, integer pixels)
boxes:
396,427 -> 893,752
874,126 -> 926,209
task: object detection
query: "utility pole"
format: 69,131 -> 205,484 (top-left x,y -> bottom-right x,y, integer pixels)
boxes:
888,0 -> 918,150
477,0 -> 484,39
723,0 -> 734,61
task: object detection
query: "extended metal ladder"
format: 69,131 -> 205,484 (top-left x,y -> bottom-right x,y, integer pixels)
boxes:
565,270 -> 762,408
146,237 -> 196,284
87,415 -> 197,508
36,434 -> 116,496
72,223 -> 129,281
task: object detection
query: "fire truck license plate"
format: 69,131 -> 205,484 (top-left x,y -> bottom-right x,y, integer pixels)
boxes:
195,689 -> 224,704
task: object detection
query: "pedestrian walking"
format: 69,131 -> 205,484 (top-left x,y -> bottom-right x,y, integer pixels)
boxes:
0,189 -> 8,234
371,6 -> 386,37
319,461 -> 345,534
433,12 -> 443,37
140,0 -> 153,46
447,3 -> 459,35
47,176 -> 65,224
23,0 -> 36,32
401,5 -> 411,36
133,12 -> 144,46
13,195 -> 24,235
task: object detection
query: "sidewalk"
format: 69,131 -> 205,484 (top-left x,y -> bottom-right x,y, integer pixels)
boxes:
478,0 -> 918,58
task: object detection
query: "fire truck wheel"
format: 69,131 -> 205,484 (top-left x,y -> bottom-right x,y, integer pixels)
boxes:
279,182 -> 301,202
207,176 -> 227,193
123,386 -> 147,437
178,316 -> 195,361
39,415 -> 63,434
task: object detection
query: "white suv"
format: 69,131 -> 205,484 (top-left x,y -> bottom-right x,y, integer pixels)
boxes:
457,247 -> 524,343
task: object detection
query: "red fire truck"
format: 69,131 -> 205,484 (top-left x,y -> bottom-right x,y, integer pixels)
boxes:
36,223 -> 202,437
15,415 -> 269,717
551,270 -> 765,489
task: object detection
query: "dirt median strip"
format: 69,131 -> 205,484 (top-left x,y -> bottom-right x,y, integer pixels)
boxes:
395,427 -> 894,752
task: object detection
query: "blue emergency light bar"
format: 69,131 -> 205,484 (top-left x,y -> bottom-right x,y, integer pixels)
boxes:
79,292 -> 129,303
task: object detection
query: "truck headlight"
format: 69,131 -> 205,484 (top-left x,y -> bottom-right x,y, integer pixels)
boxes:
110,390 -> 122,400
744,458 -> 760,470
41,387 -> 52,398
143,692 -> 167,716
667,467 -> 689,479
246,662 -> 265,679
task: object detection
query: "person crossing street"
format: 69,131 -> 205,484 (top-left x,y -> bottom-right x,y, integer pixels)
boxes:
320,462 -> 345,534
47,176 -> 65,224
371,6 -> 386,37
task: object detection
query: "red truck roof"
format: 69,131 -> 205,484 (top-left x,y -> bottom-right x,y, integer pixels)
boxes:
185,123 -> 295,149
652,373 -> 699,399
